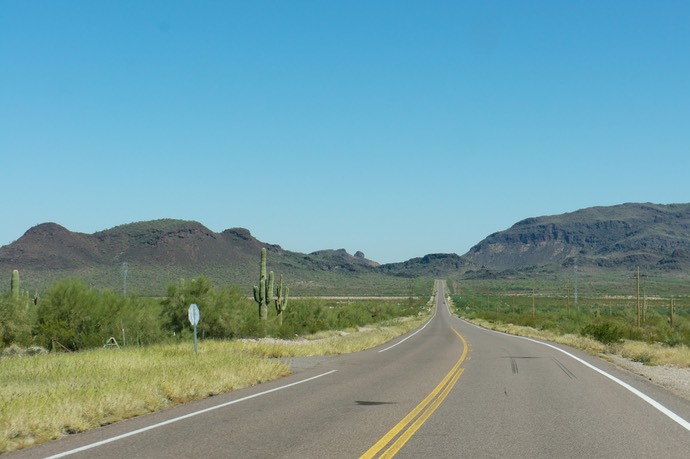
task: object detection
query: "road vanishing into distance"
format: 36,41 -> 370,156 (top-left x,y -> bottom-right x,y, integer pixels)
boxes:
10,281 -> 690,458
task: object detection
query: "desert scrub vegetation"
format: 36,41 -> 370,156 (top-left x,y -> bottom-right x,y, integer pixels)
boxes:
1,273 -> 432,353
454,288 -> 690,368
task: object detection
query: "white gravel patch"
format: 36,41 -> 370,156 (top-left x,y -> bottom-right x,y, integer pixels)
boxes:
607,354 -> 690,401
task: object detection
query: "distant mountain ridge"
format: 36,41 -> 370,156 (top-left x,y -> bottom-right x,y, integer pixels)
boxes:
463,202 -> 690,273
0,219 -> 415,295
2,202 -> 689,294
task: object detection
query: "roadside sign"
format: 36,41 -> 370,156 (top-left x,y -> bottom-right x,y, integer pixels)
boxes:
188,303 -> 200,326
188,303 -> 200,359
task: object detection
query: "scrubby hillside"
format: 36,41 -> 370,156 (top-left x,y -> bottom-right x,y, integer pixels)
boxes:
463,203 -> 690,273
0,220 -> 409,296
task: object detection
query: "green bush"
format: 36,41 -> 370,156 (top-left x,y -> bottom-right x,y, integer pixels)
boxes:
4,274 -> 429,352
34,279 -> 99,350
33,279 -> 166,350
581,322 -> 623,345
0,294 -> 35,348
160,277 -> 255,340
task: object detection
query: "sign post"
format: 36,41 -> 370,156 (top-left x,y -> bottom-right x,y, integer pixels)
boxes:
188,303 -> 200,359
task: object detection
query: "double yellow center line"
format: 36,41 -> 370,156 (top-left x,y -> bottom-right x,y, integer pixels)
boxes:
360,328 -> 468,458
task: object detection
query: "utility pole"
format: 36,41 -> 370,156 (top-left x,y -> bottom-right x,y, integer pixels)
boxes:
574,257 -> 579,312
532,288 -> 536,318
564,283 -> 571,314
636,266 -> 641,328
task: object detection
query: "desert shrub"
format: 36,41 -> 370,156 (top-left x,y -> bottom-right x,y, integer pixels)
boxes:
33,279 -> 166,350
654,324 -> 686,347
199,285 -> 254,339
581,322 -> 623,345
34,279 -> 104,350
160,278 -> 254,340
161,277 -> 213,336
0,294 -> 35,348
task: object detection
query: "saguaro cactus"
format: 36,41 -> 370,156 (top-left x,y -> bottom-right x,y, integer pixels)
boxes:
253,248 -> 270,320
275,274 -> 290,325
11,269 -> 19,299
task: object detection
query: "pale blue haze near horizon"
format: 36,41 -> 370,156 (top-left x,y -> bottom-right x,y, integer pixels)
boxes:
2,1 -> 689,263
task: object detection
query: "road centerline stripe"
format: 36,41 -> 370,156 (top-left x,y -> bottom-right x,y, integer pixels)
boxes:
361,323 -> 468,458
381,367 -> 465,458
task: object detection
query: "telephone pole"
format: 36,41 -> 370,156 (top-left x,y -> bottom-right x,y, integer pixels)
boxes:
564,283 -> 571,314
636,266 -> 641,328
574,257 -> 579,312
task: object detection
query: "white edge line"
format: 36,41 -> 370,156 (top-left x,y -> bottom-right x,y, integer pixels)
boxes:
45,370 -> 338,459
461,319 -> 690,432
378,291 -> 440,353
377,319 -> 431,353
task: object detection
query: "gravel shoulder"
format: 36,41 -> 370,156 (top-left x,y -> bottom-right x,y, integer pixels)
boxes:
606,354 -> 690,402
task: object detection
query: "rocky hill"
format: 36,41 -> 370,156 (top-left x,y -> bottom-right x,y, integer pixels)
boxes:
463,202 -> 690,274
380,253 -> 467,277
0,220 -> 402,296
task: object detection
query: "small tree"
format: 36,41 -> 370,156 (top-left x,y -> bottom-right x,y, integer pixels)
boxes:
161,277 -> 213,335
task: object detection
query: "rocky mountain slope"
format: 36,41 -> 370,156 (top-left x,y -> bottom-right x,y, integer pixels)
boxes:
0,220 -> 410,296
463,202 -> 690,273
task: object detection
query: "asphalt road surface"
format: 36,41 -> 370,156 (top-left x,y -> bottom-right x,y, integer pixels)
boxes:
9,281 -> 690,458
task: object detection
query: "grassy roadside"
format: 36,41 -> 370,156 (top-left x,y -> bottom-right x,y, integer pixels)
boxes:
0,313 -> 430,453
461,316 -> 690,368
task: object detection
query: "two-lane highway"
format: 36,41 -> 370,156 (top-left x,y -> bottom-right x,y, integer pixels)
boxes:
10,282 -> 466,458
9,281 -> 690,458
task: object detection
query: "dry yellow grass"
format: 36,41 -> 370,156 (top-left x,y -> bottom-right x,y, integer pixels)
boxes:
466,317 -> 690,367
0,313 -> 431,453
241,316 -> 429,358
0,341 -> 287,452
468,317 -> 606,354
615,341 -> 690,367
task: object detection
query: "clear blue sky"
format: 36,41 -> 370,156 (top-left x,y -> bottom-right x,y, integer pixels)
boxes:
2,1 -> 689,263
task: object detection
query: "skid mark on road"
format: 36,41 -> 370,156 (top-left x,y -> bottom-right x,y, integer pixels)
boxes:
553,358 -> 577,379
511,357 -> 519,374
462,319 -> 690,432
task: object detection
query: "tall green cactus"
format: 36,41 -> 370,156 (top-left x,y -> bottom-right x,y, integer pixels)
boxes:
275,274 -> 289,325
252,248 -> 289,323
11,269 -> 19,299
253,248 -> 271,320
